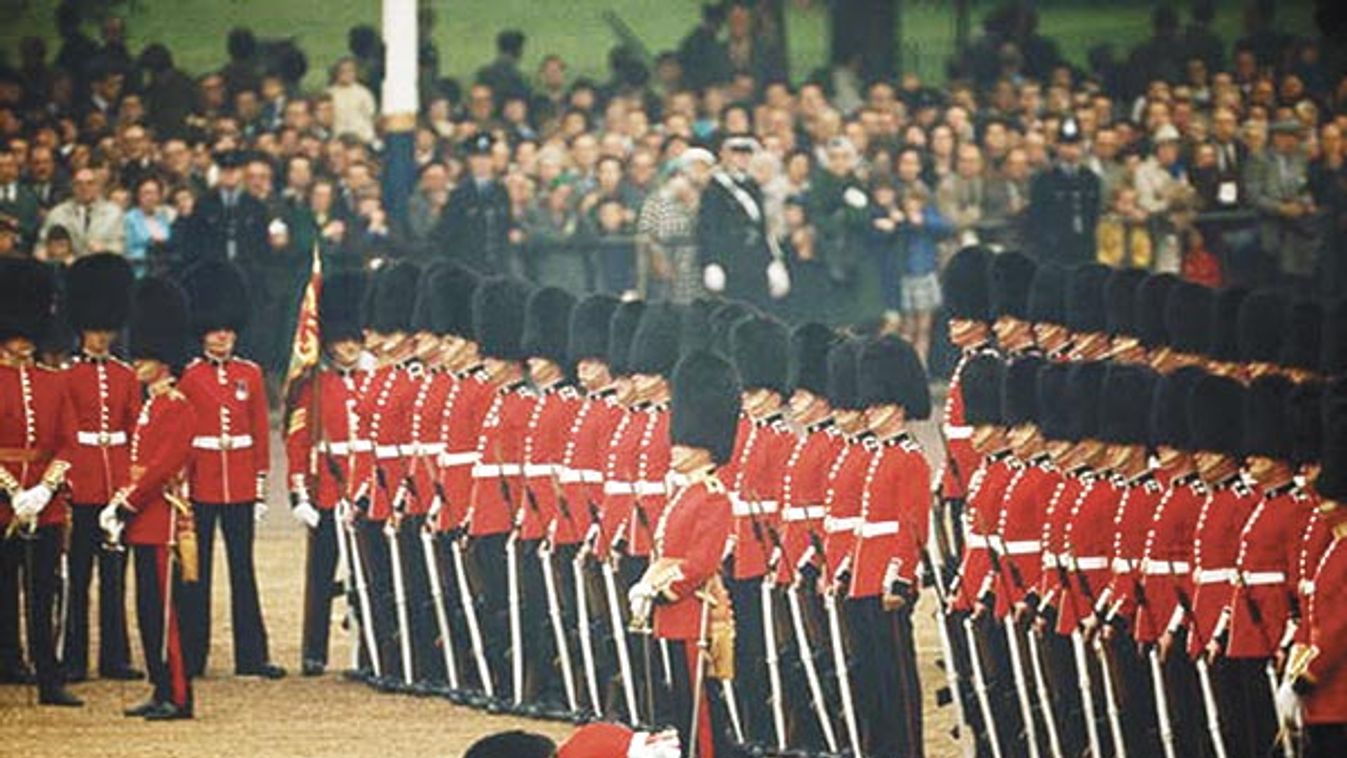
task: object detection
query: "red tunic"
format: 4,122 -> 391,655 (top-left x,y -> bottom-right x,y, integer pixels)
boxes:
559,390 -> 622,546
1293,502 -> 1333,645
776,422 -> 844,586
1227,483 -> 1316,658
0,363 -> 74,528
1187,475 -> 1260,657
1303,516 -> 1347,724
991,456 -> 1056,617
596,405 -> 652,558
1134,474 -> 1205,644
1058,475 -> 1123,635
628,405 -> 671,558
284,367 -> 370,509
1038,468 -> 1087,608
728,412 -> 792,580
356,363 -> 418,522
952,452 -> 1014,612
62,354 -> 139,506
939,350 -> 988,501
404,369 -> 453,516
521,385 -> 583,542
1099,472 -> 1164,625
178,356 -> 269,505
435,366 -> 493,532
467,382 -> 535,537
821,434 -> 875,581
124,385 -> 196,546
849,432 -> 930,599
652,475 -> 734,641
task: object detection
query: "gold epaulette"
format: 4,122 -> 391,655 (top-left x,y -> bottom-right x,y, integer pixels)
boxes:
287,408 -> 308,436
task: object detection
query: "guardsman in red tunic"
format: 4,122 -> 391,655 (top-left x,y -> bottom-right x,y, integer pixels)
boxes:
177,261 -> 283,679
1286,379 -> 1326,652
59,253 -> 140,681
465,277 -> 534,708
726,313 -> 792,751
0,258 -> 80,706
774,323 -> 841,753
848,335 -> 932,757
518,286 -> 581,715
283,270 -> 369,677
101,276 -> 196,720
1279,376 -> 1347,758
630,349 -> 740,758
1186,374 -> 1258,755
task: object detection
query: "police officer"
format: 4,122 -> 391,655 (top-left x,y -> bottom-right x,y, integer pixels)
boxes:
1028,118 -> 1102,266
435,134 -> 513,275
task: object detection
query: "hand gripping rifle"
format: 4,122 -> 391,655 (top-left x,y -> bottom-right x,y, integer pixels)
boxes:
375,467 -> 416,688
322,452 -> 382,679
787,530 -> 840,753
1173,586 -> 1229,758
405,467 -> 462,691
571,494 -> 604,717
527,483 -> 580,715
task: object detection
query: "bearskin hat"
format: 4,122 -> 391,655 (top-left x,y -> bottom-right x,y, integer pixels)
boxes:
1026,263 -> 1068,326
1104,267 -> 1147,337
1065,264 -> 1109,335
1002,354 -> 1045,427
128,276 -> 191,370
1134,273 -> 1179,349
1244,374 -> 1294,460
607,301 -> 645,375
628,303 -> 682,377
521,286 -> 576,366
471,277 -> 529,361
365,260 -> 420,336
185,260 -> 249,336
788,322 -> 837,398
1188,374 -> 1245,456
826,338 -> 861,411
990,251 -> 1037,321
942,246 -> 992,322
410,260 -> 444,334
427,262 -> 479,339
1279,298 -> 1323,372
1165,281 -> 1215,356
65,253 -> 134,333
1207,286 -> 1249,362
671,350 -> 743,465
318,269 -> 366,345
1067,361 -> 1107,441
0,257 -> 56,343
1149,366 -> 1206,450
1315,377 -> 1347,500
1324,297 -> 1347,377
1101,364 -> 1157,445
568,294 -> 619,367
1037,362 -> 1074,441
857,335 -> 931,420
1237,289 -> 1288,364
730,314 -> 789,395
961,353 -> 1004,427
709,300 -> 754,357
1288,380 -> 1324,467
679,298 -> 717,358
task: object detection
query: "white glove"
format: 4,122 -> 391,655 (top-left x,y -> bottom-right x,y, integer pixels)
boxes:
13,484 -> 54,522
629,728 -> 682,758
1276,679 -> 1302,728
98,502 -> 124,545
766,259 -> 791,299
426,494 -> 444,523
702,263 -> 727,293
291,498 -> 320,529
628,582 -> 655,628
843,186 -> 870,209
254,500 -> 269,523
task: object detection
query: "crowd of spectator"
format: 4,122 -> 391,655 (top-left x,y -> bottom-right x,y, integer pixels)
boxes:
1,0 -> 1345,376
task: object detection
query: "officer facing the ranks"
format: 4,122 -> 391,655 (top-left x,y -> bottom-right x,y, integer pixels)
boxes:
102,275 -> 197,721
0,258 -> 80,706
284,270 -> 369,676
177,260 -> 284,679
60,253 -> 141,682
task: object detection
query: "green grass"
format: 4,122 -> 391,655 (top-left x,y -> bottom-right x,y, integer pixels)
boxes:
0,0 -> 1319,91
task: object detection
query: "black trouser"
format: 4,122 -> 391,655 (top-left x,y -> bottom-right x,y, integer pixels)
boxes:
1107,623 -> 1160,756
357,518 -> 400,682
847,595 -> 923,758
0,532 -> 27,674
1159,631 -> 1205,757
1038,613 -> 1086,758
616,553 -> 654,724
469,532 -> 509,699
1226,656 -> 1278,758
517,537 -> 558,706
1307,724 -> 1347,758
180,503 -> 271,675
778,581 -> 832,752
63,505 -> 132,678
971,602 -> 1024,758
724,563 -> 770,746
300,508 -> 340,666
430,530 -> 475,691
15,525 -> 65,696
133,544 -> 192,709
397,515 -> 442,685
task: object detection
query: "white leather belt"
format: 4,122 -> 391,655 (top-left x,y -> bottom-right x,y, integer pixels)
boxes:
1195,568 -> 1236,585
824,516 -> 861,534
964,533 -> 991,549
633,481 -> 665,496
604,480 -> 636,495
473,463 -> 522,477
731,496 -> 779,517
375,444 -> 402,459
944,424 -> 973,441
1241,570 -> 1285,586
415,442 -> 446,456
1074,556 -> 1108,571
1005,540 -> 1041,555
665,473 -> 690,490
524,463 -> 559,477
558,468 -> 602,484
1111,558 -> 1139,573
77,431 -> 127,447
859,520 -> 899,538
1143,560 -> 1191,576
439,451 -> 480,467
782,505 -> 826,522
192,434 -> 253,451
319,440 -> 373,455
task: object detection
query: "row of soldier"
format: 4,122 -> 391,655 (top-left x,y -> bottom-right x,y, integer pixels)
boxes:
934,246 -> 1347,758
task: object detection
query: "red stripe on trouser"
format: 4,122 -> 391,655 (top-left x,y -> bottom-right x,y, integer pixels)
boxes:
156,546 -> 190,708
685,640 -> 714,758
